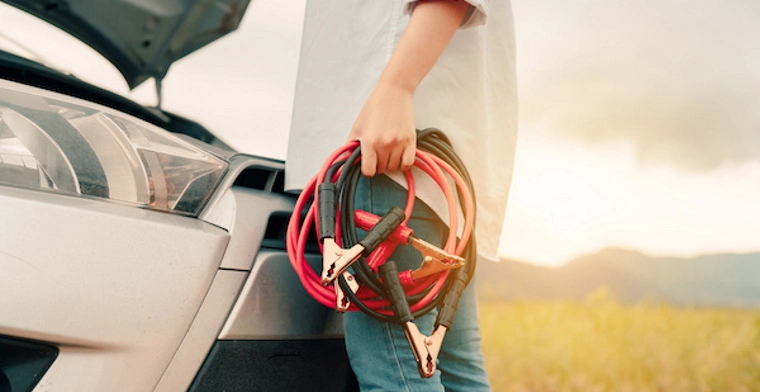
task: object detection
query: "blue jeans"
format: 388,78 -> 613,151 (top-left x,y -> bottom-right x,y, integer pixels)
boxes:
344,175 -> 491,392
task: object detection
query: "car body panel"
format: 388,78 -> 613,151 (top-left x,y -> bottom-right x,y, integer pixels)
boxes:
2,0 -> 251,88
206,184 -> 294,271
220,250 -> 344,340
153,269 -> 247,392
0,185 -> 229,391
0,2 -> 358,389
156,186 -> 347,390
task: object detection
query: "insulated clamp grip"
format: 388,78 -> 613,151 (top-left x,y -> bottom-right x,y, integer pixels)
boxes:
436,268 -> 469,329
358,207 -> 405,255
318,183 -> 337,241
379,260 -> 413,324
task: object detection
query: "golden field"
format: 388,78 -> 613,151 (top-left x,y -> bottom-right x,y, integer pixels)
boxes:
480,291 -> 760,392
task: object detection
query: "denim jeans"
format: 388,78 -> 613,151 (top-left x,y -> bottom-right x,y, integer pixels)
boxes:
344,175 -> 491,392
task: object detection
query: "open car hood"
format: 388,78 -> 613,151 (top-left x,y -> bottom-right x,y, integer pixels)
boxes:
3,0 -> 250,89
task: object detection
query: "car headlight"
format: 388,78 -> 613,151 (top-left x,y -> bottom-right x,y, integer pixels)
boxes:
0,80 -> 227,216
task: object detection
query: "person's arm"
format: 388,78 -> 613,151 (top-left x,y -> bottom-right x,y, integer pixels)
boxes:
348,0 -> 471,177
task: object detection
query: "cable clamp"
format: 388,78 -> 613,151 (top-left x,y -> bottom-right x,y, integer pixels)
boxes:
321,238 -> 363,286
321,208 -> 405,285
402,323 -> 448,378
334,272 -> 359,312
410,253 -> 465,281
354,209 -> 464,280
410,237 -> 464,267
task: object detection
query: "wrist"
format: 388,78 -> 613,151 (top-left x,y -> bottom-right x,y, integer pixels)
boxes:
376,70 -> 419,95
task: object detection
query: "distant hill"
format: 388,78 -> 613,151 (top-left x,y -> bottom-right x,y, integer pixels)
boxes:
476,248 -> 760,308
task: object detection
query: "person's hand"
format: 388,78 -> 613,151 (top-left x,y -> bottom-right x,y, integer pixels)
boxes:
348,82 -> 417,177
346,0 -> 469,177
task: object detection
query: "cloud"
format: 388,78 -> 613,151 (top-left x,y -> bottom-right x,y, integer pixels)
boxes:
515,0 -> 760,171
521,63 -> 760,171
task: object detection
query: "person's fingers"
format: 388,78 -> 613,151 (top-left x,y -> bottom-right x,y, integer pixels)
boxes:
400,144 -> 416,172
386,146 -> 404,173
375,146 -> 388,175
361,142 -> 378,177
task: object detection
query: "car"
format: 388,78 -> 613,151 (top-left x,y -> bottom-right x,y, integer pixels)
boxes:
0,1 -> 357,391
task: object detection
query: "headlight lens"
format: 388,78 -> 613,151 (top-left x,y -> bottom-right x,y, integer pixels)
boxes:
0,80 -> 227,215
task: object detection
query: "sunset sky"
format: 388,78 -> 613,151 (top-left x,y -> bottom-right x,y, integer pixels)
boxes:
501,1 -> 760,265
2,1 -> 758,267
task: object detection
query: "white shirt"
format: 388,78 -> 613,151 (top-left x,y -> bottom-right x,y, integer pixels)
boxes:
286,0 -> 517,261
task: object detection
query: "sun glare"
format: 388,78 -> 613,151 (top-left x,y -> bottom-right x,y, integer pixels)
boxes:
499,131 -> 760,267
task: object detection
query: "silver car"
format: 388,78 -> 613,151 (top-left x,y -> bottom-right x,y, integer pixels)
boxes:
0,1 -> 356,391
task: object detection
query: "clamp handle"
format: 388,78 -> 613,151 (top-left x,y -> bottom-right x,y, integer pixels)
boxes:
359,207 -> 405,256
317,183 -> 337,241
379,260 -> 413,323
381,261 -> 439,378
355,209 -> 413,245
436,268 -> 469,329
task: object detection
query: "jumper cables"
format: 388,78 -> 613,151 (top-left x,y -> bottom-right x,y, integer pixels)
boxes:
287,129 -> 477,378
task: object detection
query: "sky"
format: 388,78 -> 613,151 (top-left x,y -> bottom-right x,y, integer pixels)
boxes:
1,0 -> 758,267
502,0 -> 760,265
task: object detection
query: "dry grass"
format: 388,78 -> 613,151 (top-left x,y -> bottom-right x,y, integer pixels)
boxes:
479,290 -> 760,392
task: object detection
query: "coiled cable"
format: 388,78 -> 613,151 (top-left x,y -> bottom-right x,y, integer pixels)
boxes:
287,128 -> 476,325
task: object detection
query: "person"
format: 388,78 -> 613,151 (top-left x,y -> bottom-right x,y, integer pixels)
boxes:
286,1 -> 517,390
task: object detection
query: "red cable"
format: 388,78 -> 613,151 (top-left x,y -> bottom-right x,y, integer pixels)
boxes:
287,142 -> 474,313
